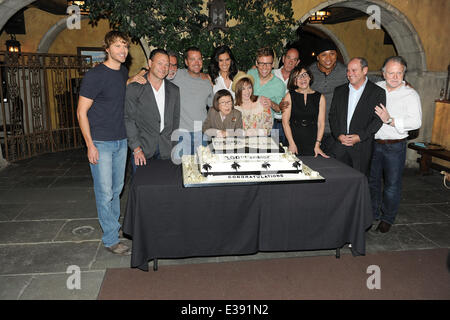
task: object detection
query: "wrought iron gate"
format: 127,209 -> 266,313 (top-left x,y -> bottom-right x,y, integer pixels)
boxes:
0,51 -> 91,162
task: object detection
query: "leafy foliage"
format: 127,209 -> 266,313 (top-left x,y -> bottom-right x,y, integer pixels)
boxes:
84,0 -> 296,71
224,0 -> 296,69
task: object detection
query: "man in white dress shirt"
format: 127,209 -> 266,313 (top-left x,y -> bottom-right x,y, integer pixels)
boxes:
370,56 -> 422,233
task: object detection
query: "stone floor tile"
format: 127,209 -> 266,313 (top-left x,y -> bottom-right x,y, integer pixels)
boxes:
0,203 -> 28,222
409,222 -> 450,248
12,176 -> 59,189
19,271 -> 105,300
430,204 -> 450,216
54,219 -> 102,242
26,168 -> 69,177
0,242 -> 100,275
400,189 -> 449,205
365,224 -> 437,253
0,188 -> 92,203
50,176 -> 93,188
64,166 -> 92,177
0,275 -> 33,299
14,201 -> 98,220
0,176 -> 18,189
0,220 -> 66,244
395,204 -> 450,224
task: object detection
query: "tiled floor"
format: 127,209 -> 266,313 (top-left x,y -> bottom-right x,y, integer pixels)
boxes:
0,148 -> 448,299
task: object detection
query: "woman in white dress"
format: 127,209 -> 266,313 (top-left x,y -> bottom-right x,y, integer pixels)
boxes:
233,72 -> 273,136
208,45 -> 239,99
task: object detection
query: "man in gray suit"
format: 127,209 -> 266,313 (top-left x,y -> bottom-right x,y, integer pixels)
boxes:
125,48 -> 180,173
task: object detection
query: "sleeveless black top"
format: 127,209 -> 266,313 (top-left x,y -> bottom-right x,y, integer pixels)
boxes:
289,90 -> 321,156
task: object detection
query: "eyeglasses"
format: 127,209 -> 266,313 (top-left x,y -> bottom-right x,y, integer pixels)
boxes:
219,100 -> 233,106
385,71 -> 404,77
257,61 -> 273,67
296,73 -> 310,79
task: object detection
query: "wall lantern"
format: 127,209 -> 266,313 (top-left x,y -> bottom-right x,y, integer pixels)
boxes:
67,1 -> 89,15
307,10 -> 331,24
208,0 -> 228,31
5,34 -> 21,54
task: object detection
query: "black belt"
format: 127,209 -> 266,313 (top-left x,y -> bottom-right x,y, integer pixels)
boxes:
375,138 -> 406,144
274,119 -> 282,123
291,119 -> 315,127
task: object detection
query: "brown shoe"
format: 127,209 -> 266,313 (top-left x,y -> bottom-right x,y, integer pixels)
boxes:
107,242 -> 131,255
376,221 -> 391,233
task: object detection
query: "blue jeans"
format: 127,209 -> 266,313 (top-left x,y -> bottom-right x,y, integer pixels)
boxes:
89,139 -> 127,247
368,140 -> 406,225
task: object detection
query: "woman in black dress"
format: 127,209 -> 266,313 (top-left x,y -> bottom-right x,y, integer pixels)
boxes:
281,65 -> 329,157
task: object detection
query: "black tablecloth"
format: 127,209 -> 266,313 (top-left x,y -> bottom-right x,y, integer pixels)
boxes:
123,157 -> 373,271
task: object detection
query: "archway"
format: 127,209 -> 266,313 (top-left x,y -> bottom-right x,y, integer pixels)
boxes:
298,0 -> 427,74
37,15 -> 89,53
0,0 -> 35,32
305,24 -> 350,64
37,17 -> 150,59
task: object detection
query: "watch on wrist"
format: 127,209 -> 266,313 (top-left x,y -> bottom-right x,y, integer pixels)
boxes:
386,118 -> 393,125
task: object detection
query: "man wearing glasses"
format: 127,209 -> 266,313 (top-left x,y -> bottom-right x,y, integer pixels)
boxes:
167,51 -> 178,80
247,47 -> 286,144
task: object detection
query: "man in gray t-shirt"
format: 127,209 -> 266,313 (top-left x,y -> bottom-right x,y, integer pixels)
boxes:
172,47 -> 213,156
309,39 -> 348,157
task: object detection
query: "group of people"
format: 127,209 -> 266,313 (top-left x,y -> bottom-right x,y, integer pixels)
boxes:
77,30 -> 422,255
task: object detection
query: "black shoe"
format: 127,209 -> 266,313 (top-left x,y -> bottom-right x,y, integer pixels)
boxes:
376,221 -> 391,233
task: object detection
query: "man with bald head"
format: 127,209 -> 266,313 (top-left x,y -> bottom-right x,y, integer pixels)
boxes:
273,47 -> 300,86
329,57 -> 385,176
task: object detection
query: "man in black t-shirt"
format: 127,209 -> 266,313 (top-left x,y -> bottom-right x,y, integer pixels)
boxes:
77,31 -> 131,255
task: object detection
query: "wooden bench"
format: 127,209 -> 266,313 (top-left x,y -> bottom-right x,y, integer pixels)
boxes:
408,143 -> 450,174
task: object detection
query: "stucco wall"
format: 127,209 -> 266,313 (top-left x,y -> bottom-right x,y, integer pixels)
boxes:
323,19 -> 397,71
0,8 -> 147,76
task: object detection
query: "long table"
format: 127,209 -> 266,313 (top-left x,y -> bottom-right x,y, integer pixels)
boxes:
123,157 -> 373,271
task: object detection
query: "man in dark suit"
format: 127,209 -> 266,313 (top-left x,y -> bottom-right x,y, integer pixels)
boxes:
124,48 -> 180,174
329,57 -> 385,175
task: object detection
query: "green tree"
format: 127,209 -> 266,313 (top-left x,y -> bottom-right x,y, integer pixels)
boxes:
84,0 -> 296,71
224,0 -> 296,69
